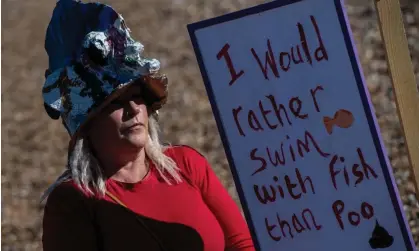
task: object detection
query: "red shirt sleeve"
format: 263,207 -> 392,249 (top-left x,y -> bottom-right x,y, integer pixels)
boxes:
179,146 -> 256,251
42,182 -> 99,251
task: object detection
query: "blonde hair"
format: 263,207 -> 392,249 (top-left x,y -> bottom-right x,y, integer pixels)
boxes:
41,114 -> 182,201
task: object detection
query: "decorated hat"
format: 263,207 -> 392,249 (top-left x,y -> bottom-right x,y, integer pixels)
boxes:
42,0 -> 168,138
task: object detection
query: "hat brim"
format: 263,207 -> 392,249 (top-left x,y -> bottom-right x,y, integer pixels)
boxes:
68,73 -> 168,150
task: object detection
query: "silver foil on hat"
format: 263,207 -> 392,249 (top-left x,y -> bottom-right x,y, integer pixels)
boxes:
43,1 -> 167,137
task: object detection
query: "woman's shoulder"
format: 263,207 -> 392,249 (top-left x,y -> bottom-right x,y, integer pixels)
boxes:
42,180 -> 97,231
165,144 -> 209,165
48,180 -> 84,196
44,180 -> 93,209
164,145 -> 211,181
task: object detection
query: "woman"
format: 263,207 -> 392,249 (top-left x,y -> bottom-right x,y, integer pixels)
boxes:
41,0 -> 255,251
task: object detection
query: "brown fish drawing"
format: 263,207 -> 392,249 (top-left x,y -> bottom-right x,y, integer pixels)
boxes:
323,109 -> 354,135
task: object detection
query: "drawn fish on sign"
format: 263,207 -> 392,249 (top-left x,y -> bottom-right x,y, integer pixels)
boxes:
323,109 -> 354,134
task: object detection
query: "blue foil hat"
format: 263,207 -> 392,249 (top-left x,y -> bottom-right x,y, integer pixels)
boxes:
42,0 -> 168,138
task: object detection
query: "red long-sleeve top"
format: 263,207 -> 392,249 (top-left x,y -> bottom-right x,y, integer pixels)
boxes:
42,145 -> 255,251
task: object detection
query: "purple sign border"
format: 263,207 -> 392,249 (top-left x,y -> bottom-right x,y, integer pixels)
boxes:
187,0 -> 415,250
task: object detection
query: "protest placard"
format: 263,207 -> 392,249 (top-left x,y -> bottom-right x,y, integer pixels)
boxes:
188,0 -> 416,250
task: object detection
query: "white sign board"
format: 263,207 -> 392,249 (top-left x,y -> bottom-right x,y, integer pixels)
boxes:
188,0 -> 416,250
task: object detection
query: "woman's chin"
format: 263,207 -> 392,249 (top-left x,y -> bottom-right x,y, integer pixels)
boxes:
122,135 -> 147,149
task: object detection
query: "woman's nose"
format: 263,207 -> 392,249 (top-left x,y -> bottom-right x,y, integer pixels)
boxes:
126,100 -> 141,116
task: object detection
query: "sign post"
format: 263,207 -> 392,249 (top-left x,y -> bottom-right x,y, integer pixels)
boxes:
188,0 -> 416,250
374,0 -> 419,201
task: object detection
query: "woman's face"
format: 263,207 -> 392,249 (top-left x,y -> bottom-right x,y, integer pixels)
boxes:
86,85 -> 150,151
